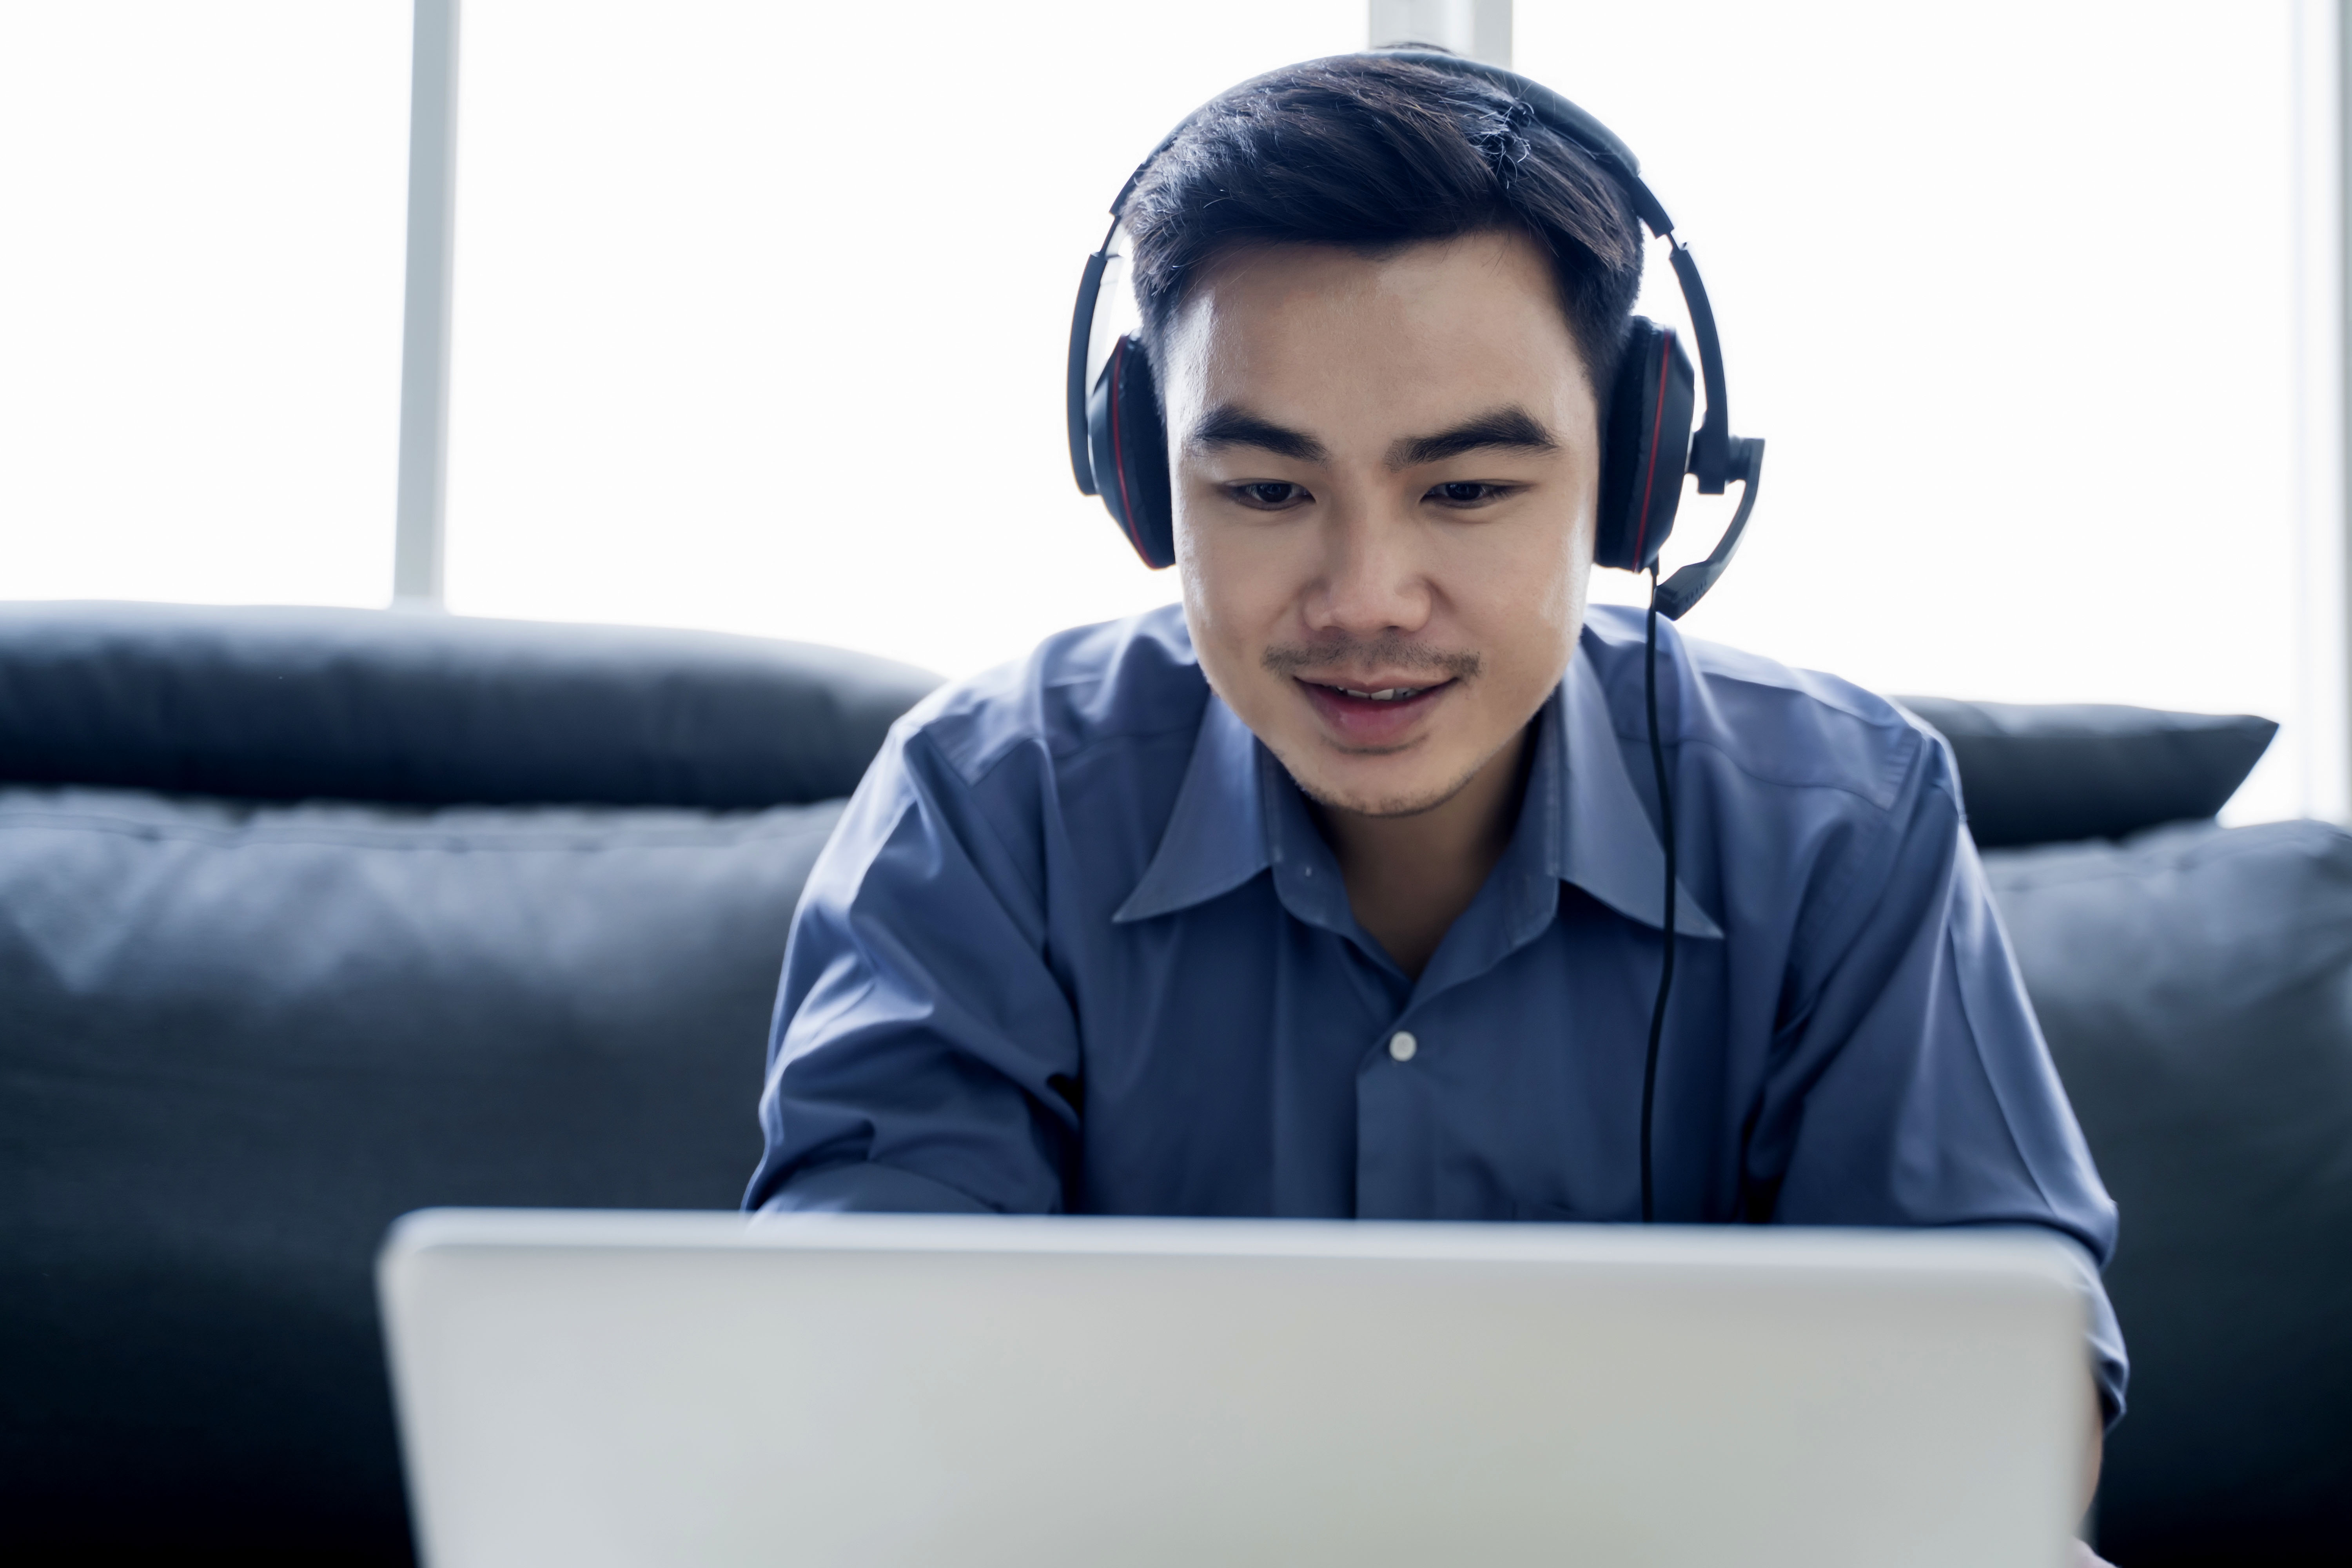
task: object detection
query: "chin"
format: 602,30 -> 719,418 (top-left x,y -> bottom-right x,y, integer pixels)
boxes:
1288,752 -> 1484,820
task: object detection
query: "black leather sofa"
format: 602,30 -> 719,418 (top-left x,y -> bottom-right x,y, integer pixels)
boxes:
3,602 -> 2345,1565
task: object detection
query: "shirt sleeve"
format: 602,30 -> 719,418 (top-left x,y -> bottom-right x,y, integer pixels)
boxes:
1753,728 -> 2130,1424
741,721 -> 1080,1216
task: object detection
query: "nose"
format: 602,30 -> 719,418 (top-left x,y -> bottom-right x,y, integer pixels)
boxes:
1303,489 -> 1432,639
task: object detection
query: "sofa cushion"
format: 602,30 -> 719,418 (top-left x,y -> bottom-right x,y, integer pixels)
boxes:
0,601 -> 940,809
1896,696 -> 2275,848
0,785 -> 842,1561
1984,820 -> 2352,1564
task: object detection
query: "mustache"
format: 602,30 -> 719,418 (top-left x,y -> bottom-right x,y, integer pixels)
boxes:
1261,635 -> 1482,682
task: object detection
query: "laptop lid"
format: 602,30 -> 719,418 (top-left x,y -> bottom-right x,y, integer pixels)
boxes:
379,1210 -> 2088,1568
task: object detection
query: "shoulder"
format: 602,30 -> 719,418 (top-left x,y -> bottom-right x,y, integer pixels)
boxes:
892,603 -> 1211,789
1580,603 -> 1955,818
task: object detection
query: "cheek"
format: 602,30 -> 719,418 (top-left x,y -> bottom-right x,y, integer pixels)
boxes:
1555,519 -> 1595,627
1456,509 -> 1592,662
1174,502 -> 1280,699
1175,494 -> 1302,641
1503,561 -> 1584,693
1171,496 -> 1223,641
1532,481 -> 1597,635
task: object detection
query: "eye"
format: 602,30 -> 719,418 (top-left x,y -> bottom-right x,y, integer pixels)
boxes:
1230,481 -> 1310,510
1427,481 -> 1510,508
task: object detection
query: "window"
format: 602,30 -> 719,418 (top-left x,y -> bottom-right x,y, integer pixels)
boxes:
1,1 -> 409,606
1521,2 -> 2318,823
439,0 -> 1358,676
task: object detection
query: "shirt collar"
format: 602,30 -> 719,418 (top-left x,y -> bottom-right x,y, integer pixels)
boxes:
1113,643 -> 1723,940
1112,694 -> 1270,924
1548,646 -> 1724,939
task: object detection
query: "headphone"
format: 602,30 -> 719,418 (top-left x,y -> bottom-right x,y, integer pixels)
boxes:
1064,51 -> 1768,1223
1065,49 -> 1764,621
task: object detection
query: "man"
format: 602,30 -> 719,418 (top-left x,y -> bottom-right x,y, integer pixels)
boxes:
744,50 -> 2124,1479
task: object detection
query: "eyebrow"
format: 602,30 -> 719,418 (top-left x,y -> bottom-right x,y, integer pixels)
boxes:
1186,402 -> 1561,470
1187,405 -> 1330,464
1387,406 -> 1559,469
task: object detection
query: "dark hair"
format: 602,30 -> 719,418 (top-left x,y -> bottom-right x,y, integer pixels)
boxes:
1124,52 -> 1646,402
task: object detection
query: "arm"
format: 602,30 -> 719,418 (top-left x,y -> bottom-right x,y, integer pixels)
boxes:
742,722 -> 1080,1215
1749,730 -> 2129,1429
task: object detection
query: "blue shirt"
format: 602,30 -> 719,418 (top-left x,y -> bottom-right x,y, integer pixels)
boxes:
746,604 -> 2127,1418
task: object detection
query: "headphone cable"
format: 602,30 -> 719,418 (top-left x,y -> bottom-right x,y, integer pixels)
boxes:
1641,567 -> 1678,1223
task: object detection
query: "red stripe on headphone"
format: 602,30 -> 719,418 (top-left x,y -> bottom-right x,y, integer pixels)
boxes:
1107,339 -> 1148,561
1628,332 -> 1671,568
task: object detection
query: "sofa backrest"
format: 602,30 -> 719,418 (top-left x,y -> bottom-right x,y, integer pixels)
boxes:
1986,820 -> 2352,1565
0,600 -> 941,810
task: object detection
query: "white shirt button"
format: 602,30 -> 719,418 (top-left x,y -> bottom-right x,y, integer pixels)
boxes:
1388,1030 -> 1418,1062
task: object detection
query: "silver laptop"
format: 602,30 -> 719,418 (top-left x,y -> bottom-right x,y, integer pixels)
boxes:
378,1210 -> 2088,1568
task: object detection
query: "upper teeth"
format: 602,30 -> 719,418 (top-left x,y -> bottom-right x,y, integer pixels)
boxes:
1339,686 -> 1423,701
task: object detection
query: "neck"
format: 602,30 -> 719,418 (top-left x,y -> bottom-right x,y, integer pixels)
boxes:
1319,725 -> 1534,980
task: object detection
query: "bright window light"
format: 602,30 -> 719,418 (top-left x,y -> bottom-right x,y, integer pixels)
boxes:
0,1 -> 409,607
1519,1 -> 2308,822
442,0 -> 1359,677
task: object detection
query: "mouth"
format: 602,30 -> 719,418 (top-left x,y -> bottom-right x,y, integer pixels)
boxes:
1295,676 -> 1457,747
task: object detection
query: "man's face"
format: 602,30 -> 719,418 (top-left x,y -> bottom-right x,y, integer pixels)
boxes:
1160,230 -> 1602,818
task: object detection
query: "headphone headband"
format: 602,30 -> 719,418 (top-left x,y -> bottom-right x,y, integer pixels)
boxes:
1364,52 -> 1672,235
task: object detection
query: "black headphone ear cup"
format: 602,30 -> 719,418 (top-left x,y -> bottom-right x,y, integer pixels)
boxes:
1595,318 -> 1697,572
1084,335 -> 1176,569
